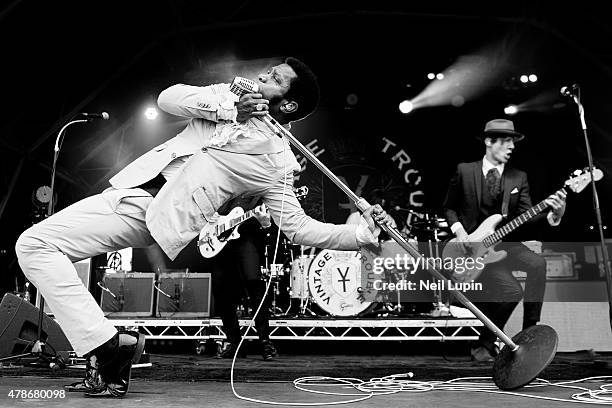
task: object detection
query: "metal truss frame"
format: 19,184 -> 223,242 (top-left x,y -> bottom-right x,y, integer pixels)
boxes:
109,318 -> 483,341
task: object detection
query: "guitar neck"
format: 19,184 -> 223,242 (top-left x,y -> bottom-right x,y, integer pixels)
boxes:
216,209 -> 257,235
483,187 -> 565,247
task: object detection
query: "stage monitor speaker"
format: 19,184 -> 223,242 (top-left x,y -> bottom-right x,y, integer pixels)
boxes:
0,293 -> 72,358
155,272 -> 211,318
36,258 -> 93,315
100,272 -> 155,317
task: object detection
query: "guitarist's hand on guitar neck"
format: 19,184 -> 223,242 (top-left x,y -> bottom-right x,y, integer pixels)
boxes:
253,204 -> 271,229
544,190 -> 567,223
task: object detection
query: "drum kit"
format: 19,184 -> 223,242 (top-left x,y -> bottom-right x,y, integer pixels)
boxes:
405,209 -> 452,316
255,208 -> 453,318
260,244 -> 374,318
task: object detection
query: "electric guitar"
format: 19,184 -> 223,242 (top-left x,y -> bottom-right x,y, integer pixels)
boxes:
442,168 -> 603,283
198,186 -> 308,258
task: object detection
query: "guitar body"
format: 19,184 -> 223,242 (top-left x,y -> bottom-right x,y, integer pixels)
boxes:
442,214 -> 508,283
198,207 -> 243,258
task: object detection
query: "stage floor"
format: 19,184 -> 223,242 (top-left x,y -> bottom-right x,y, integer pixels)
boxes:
2,350 -> 611,407
0,375 -> 606,407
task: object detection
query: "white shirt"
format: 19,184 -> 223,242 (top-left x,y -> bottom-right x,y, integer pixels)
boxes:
482,155 -> 505,177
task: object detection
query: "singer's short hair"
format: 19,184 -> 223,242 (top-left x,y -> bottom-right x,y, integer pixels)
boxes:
283,57 -> 320,122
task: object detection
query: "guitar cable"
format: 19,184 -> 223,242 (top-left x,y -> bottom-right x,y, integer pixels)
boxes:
229,136 -> 375,406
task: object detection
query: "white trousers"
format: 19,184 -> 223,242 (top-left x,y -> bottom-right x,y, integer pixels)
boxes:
15,188 -> 155,355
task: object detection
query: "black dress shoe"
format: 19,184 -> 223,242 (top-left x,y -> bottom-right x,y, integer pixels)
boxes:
64,354 -> 101,392
216,342 -> 247,359
261,340 -> 277,361
84,331 -> 145,398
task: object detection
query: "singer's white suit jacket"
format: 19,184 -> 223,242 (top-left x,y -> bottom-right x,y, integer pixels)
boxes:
109,83 -> 362,260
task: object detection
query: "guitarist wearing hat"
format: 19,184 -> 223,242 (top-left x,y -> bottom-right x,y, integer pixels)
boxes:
443,118 -> 567,362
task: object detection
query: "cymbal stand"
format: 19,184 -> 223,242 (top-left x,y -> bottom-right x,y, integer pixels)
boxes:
429,222 -> 450,317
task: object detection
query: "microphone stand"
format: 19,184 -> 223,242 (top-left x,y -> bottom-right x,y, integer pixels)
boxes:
261,113 -> 559,390
569,89 -> 612,330
0,119 -> 88,368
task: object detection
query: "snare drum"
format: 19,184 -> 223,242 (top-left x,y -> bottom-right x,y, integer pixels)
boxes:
290,255 -> 314,299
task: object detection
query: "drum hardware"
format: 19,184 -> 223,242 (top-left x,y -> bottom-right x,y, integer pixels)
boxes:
411,212 -> 451,315
260,265 -> 289,317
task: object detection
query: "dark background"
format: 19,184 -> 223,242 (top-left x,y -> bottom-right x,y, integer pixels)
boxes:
1,1 -> 611,293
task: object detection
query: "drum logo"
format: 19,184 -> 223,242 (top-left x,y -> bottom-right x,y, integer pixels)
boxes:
308,250 -> 371,316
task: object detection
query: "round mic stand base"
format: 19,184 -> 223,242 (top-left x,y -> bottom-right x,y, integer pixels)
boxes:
493,324 -> 558,390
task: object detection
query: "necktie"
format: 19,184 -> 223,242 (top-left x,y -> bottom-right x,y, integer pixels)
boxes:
486,168 -> 501,198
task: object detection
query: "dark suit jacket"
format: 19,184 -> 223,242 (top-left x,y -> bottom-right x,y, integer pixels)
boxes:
443,160 -> 534,235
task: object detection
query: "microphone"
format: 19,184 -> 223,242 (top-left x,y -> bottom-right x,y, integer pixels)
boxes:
229,76 -> 259,97
560,84 -> 579,97
79,112 -> 110,120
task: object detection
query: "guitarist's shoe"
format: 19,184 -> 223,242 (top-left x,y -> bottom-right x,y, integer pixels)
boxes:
216,342 -> 247,359
261,340 -> 278,361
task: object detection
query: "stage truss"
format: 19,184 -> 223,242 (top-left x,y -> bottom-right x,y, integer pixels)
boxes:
109,317 -> 483,342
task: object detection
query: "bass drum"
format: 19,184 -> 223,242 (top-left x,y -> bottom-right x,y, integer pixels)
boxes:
307,249 -> 374,317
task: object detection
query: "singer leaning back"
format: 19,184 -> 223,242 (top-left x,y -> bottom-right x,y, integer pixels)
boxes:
14,57 -> 393,398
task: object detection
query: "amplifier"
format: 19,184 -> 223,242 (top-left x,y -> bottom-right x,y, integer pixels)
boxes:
100,272 -> 155,317
155,272 -> 211,318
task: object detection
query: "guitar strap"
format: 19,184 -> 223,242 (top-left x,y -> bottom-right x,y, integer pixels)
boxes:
501,173 -> 511,219
501,192 -> 509,219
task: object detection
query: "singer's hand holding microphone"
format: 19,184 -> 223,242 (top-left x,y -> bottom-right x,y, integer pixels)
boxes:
236,93 -> 269,122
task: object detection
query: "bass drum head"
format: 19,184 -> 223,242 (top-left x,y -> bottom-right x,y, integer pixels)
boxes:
307,249 -> 373,317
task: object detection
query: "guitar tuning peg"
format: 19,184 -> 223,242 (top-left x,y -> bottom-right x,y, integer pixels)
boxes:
574,169 -> 583,176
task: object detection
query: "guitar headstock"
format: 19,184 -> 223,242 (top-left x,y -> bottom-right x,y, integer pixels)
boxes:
293,186 -> 309,201
565,167 -> 603,193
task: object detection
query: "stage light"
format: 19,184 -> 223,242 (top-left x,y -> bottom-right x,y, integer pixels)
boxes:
519,75 -> 529,83
436,73 -> 444,80
528,74 -> 538,83
144,107 -> 158,120
346,93 -> 359,106
399,100 -> 414,114
504,104 -> 518,115
427,73 -> 436,80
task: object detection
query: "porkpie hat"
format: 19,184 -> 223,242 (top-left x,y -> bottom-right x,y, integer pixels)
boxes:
480,118 -> 525,141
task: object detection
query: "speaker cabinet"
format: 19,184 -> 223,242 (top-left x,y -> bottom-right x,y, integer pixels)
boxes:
155,272 -> 211,317
99,272 -> 155,317
0,293 -> 72,358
